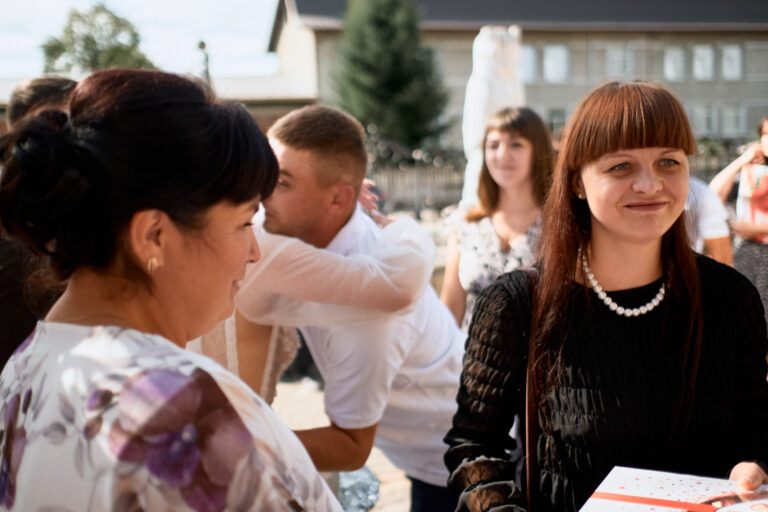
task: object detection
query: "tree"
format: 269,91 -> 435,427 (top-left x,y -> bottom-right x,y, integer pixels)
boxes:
42,3 -> 155,74
334,0 -> 448,148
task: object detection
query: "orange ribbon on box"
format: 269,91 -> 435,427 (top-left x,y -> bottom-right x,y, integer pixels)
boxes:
590,491 -> 718,512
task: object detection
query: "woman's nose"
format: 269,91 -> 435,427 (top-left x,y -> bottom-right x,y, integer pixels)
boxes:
248,229 -> 261,263
632,165 -> 663,194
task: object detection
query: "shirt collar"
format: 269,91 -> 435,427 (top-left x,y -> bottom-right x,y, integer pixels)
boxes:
326,205 -> 376,256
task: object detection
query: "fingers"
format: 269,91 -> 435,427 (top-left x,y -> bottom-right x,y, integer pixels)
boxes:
730,462 -> 768,491
358,187 -> 379,212
370,210 -> 394,228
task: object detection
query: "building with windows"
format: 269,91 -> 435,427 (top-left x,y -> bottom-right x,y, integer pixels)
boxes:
269,0 -> 768,147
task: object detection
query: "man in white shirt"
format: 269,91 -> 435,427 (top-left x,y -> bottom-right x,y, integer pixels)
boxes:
686,176 -> 733,265
236,105 -> 464,511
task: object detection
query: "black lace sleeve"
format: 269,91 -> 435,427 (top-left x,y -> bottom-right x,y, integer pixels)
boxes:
444,271 -> 534,512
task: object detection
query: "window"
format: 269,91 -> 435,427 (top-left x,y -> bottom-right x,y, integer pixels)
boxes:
690,105 -> 715,135
721,105 -> 745,136
721,45 -> 743,81
692,45 -> 714,81
519,44 -> 537,84
548,109 -> 567,135
663,46 -> 685,82
542,45 -> 569,83
605,45 -> 634,79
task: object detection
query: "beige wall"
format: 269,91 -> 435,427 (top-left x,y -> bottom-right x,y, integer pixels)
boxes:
303,27 -> 768,149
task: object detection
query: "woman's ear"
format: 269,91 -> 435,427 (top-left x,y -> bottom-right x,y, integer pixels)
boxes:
572,174 -> 586,200
128,209 -> 168,270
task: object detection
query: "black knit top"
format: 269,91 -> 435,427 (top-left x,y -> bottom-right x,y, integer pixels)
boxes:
444,255 -> 768,512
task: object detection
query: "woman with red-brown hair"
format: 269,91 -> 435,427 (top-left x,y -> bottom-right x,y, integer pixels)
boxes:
444,81 -> 768,511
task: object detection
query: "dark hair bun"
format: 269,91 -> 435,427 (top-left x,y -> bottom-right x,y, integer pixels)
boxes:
0,109 -> 96,275
0,69 -> 277,284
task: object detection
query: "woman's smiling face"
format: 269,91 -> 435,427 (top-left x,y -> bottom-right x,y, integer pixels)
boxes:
577,147 -> 690,248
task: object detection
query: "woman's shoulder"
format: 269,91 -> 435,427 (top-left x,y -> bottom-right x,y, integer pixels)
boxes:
445,204 -> 488,233
490,268 -> 538,296
696,254 -> 763,311
469,269 -> 537,324
696,254 -> 757,294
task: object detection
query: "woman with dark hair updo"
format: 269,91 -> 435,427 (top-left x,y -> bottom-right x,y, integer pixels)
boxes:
444,81 -> 768,511
0,69 -> 341,511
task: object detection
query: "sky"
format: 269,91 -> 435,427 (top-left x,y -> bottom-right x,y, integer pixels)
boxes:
0,0 -> 280,79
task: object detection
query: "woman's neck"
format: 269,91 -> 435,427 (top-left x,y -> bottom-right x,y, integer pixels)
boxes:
492,184 -> 540,230
582,237 -> 664,291
45,269 -> 184,346
496,180 -> 537,215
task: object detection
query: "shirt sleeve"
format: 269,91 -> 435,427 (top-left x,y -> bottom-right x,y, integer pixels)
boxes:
444,272 -> 531,511
692,180 -> 730,240
236,216 -> 435,327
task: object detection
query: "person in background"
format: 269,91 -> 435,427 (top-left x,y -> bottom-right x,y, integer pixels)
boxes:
686,175 -> 732,264
0,69 -> 340,511
445,81 -> 768,512
709,115 -> 768,319
441,107 -> 553,332
0,76 -> 77,366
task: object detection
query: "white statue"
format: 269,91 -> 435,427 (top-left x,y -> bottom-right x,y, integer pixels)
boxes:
460,25 -> 526,206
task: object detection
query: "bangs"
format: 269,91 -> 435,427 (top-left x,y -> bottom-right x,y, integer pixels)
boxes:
486,108 -> 531,138
210,103 -> 278,205
564,82 -> 696,170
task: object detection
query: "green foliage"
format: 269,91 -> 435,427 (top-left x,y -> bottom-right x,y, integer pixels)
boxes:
42,3 -> 155,73
334,0 -> 448,148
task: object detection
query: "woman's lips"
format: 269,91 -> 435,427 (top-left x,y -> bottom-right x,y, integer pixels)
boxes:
624,201 -> 667,211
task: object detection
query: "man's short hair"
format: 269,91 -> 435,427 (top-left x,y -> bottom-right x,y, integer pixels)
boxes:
267,105 -> 368,192
7,76 -> 77,127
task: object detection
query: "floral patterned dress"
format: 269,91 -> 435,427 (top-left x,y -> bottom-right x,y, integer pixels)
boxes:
450,211 -> 540,332
0,321 -> 341,512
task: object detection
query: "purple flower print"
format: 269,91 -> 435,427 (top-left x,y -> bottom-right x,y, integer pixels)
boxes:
108,368 -> 254,512
11,329 -> 35,359
0,393 -> 28,508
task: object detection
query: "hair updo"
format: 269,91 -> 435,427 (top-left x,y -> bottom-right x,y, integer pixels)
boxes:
0,68 -> 278,283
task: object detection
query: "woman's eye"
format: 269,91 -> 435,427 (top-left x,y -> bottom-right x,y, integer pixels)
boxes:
609,162 -> 629,171
660,158 -> 679,167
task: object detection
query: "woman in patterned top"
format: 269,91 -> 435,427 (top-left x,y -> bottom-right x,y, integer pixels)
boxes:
0,69 -> 341,511
441,107 -> 554,332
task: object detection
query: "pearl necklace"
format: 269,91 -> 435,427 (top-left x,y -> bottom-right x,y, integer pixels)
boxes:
581,254 -> 665,317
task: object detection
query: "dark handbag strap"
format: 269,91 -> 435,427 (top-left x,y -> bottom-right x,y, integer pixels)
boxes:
524,269 -> 539,511
526,354 -> 536,510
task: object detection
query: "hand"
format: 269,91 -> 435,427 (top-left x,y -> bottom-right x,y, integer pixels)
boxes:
739,143 -> 765,166
369,209 -> 394,228
729,462 -> 768,491
359,178 -> 394,227
359,178 -> 380,212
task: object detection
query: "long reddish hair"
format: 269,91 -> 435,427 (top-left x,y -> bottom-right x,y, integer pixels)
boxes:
531,81 -> 701,440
